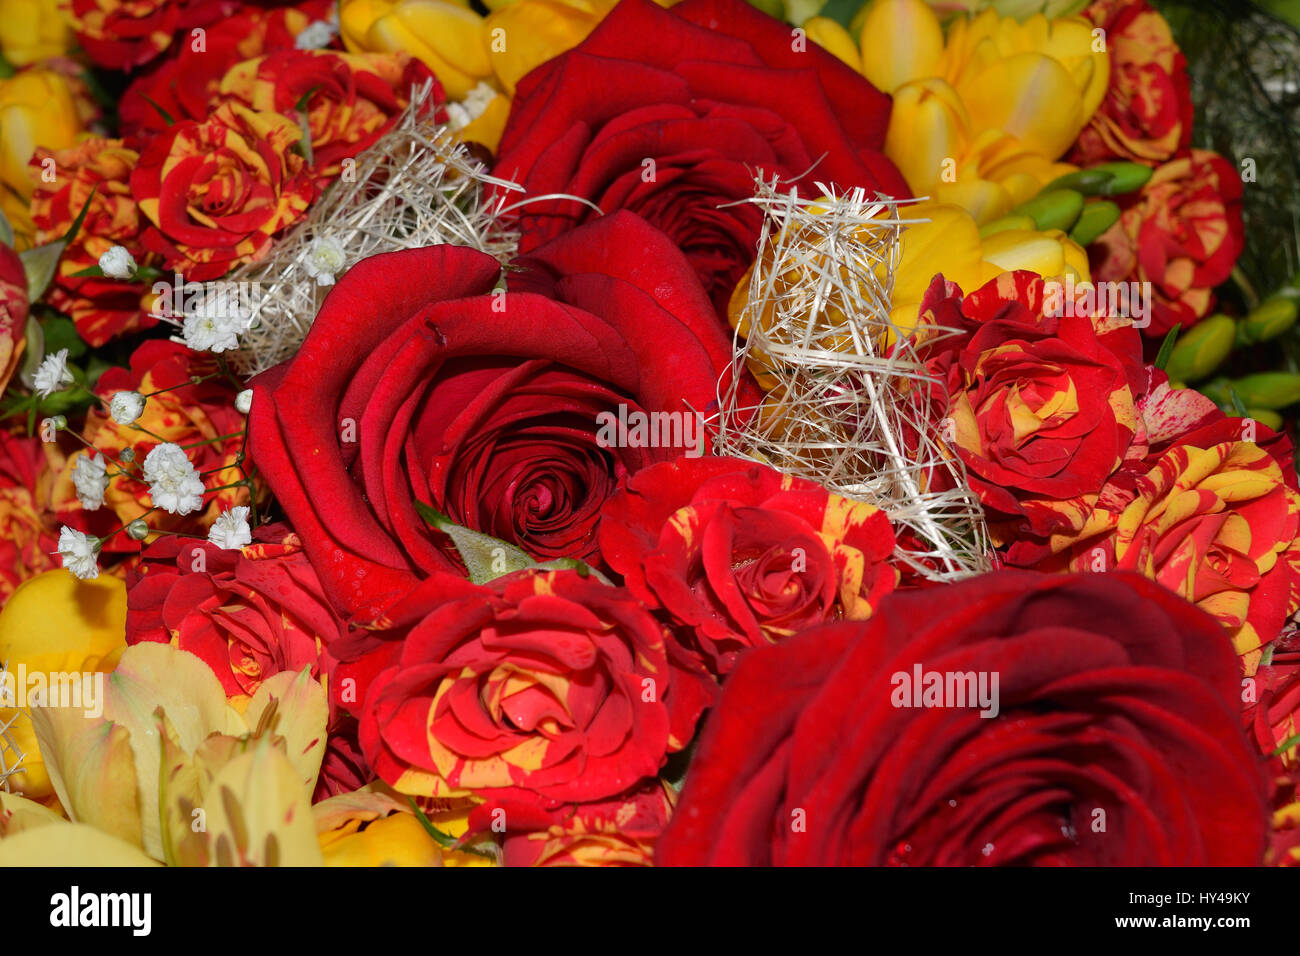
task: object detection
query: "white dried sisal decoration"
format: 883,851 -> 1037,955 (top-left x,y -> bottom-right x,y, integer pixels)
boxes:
713,177 -> 992,582
229,80 -> 522,376
0,661 -> 22,794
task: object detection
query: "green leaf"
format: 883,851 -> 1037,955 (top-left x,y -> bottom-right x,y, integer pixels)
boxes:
405,797 -> 497,861
0,205 -> 12,248
17,315 -> 44,390
0,51 -> 13,79
40,314 -> 87,361
414,500 -> 534,584
18,186 -> 98,301
1153,323 -> 1182,371
68,264 -> 106,279
532,557 -> 615,586
1227,386 -> 1250,418
1273,732 -> 1300,757
138,93 -> 175,127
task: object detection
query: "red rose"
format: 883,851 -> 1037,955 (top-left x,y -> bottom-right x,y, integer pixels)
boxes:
120,1 -> 335,137
62,0 -> 243,70
599,455 -> 897,675
495,781 -> 675,867
359,568 -> 714,812
658,571 -> 1271,866
218,50 -> 439,184
1091,149 -> 1245,336
0,429 -> 62,601
130,101 -> 315,280
0,244 -> 26,395
1069,0 -> 1194,167
248,212 -> 758,620
917,271 -> 1144,542
491,0 -> 908,312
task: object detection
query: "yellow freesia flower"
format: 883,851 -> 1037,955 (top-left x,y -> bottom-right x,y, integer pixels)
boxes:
0,66 -> 82,202
0,570 -> 127,801
0,0 -> 74,68
484,0 -> 616,97
341,0 -> 494,100
864,3 -> 1107,224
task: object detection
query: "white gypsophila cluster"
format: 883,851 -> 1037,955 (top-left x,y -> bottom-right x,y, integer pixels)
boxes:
142,442 -> 205,515
33,348 -> 74,398
207,506 -> 252,550
235,389 -> 253,415
445,82 -> 498,131
714,178 -> 992,584
304,236 -> 347,286
71,452 -> 108,511
56,526 -> 99,580
294,18 -> 336,49
109,390 -> 145,425
182,302 -> 255,353
98,244 -> 137,279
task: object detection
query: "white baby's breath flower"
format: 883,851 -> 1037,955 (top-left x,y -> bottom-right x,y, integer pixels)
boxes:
33,348 -> 74,398
446,82 -> 498,131
235,389 -> 253,415
98,245 -> 138,279
109,390 -> 145,425
181,310 -> 243,353
295,19 -> 336,49
207,506 -> 252,550
142,442 -> 205,515
304,236 -> 347,286
71,452 -> 108,511
56,526 -> 99,580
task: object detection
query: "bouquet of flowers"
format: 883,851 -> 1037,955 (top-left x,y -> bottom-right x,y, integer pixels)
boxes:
0,0 -> 1297,869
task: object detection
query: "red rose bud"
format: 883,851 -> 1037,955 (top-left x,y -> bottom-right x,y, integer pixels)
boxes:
657,571 -> 1271,866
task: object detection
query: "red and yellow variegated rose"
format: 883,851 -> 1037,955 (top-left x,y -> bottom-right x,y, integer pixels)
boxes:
61,0 -> 242,70
0,429 -> 64,601
28,138 -> 160,346
120,0 -> 335,137
53,340 -> 254,544
359,569 -> 714,812
125,523 -> 343,706
219,49 -> 438,183
598,455 -> 897,676
130,101 -> 315,281
0,244 -> 26,395
1017,441 -> 1300,675
1069,0 -> 1193,167
918,271 -> 1143,542
1091,149 -> 1244,336
493,780 -> 675,867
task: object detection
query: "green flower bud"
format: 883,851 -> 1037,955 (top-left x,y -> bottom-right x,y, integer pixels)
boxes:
1228,372 -> 1300,410
1164,314 -> 1237,383
126,519 -> 150,541
1010,189 -> 1085,233
1068,200 -> 1121,246
978,214 -> 1037,238
1244,408 -> 1284,431
1240,296 -> 1298,344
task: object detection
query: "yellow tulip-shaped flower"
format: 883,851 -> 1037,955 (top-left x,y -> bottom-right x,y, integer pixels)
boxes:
0,0 -> 74,67
804,16 -> 861,72
340,0 -> 494,100
485,0 -> 617,97
885,78 -> 970,196
0,570 -> 127,801
0,67 -> 82,202
858,0 -> 946,94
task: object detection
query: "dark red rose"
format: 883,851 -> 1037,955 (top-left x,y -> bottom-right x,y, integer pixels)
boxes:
491,0 -> 908,312
658,571 -> 1271,866
358,568 -> 714,813
248,211 -> 759,621
599,455 -> 897,676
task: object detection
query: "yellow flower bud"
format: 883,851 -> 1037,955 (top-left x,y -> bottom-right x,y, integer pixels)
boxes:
485,0 -> 616,97
0,0 -> 74,67
858,0 -> 945,94
804,16 -> 861,72
0,67 -> 83,201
